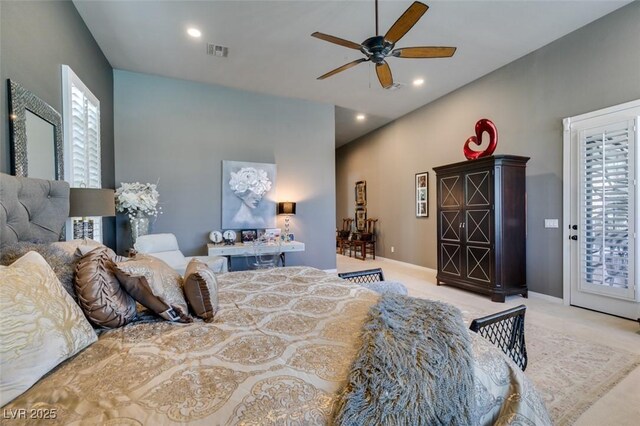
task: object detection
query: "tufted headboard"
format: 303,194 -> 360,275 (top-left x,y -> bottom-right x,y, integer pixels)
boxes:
0,173 -> 70,249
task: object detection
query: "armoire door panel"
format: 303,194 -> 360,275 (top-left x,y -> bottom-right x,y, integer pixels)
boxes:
466,246 -> 492,283
440,243 -> 461,276
439,175 -> 462,207
440,211 -> 461,241
465,171 -> 491,207
466,209 -> 491,244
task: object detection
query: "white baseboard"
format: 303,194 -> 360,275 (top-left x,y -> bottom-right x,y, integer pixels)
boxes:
528,291 -> 563,304
345,255 -> 563,302
375,256 -> 437,274
323,268 -> 337,274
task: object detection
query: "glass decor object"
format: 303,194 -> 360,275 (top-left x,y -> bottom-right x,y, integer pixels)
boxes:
115,182 -> 162,246
130,216 -> 150,245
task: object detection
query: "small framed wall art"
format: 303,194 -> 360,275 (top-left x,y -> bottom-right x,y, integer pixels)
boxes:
355,180 -> 367,206
415,172 -> 429,218
355,207 -> 367,231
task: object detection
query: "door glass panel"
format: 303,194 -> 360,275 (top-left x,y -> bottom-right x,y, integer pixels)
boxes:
580,124 -> 631,290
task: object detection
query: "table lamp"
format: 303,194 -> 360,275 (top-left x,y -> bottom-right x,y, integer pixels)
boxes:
277,201 -> 296,241
69,188 -> 116,239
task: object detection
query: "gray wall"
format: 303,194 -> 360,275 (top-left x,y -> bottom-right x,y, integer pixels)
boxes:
0,0 -> 116,248
114,70 -> 336,270
336,2 -> 640,297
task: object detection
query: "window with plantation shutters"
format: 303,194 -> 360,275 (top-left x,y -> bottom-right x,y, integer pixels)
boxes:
579,121 -> 635,293
62,65 -> 103,242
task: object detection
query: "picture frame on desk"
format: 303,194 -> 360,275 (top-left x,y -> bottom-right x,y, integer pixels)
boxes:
264,228 -> 281,240
241,229 -> 257,243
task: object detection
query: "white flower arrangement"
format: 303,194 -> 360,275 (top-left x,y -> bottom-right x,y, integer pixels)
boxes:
115,182 -> 161,220
229,167 -> 272,196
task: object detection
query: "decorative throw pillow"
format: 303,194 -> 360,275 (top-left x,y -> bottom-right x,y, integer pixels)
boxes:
0,251 -> 97,406
183,259 -> 219,321
51,239 -> 104,258
75,247 -> 137,328
0,241 -> 78,301
113,255 -> 191,323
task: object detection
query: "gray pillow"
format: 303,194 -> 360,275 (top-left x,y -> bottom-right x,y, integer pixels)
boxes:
0,242 -> 78,300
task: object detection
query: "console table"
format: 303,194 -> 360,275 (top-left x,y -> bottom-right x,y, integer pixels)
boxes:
207,241 -> 305,269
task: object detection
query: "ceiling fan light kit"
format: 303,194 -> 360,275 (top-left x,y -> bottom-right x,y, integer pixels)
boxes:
312,1 -> 456,89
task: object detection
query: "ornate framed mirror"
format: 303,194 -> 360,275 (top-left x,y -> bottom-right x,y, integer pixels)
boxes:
7,79 -> 64,180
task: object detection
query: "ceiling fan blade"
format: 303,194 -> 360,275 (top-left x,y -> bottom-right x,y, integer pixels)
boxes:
392,46 -> 457,58
311,32 -> 362,50
317,58 -> 368,80
384,1 -> 429,44
376,61 -> 393,89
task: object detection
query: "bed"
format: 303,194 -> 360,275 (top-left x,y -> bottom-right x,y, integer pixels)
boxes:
0,173 -> 551,425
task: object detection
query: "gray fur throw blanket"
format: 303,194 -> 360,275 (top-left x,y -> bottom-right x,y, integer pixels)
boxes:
333,294 -> 475,426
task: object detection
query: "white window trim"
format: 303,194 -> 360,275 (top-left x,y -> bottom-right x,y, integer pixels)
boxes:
62,64 -> 103,241
562,99 -> 640,306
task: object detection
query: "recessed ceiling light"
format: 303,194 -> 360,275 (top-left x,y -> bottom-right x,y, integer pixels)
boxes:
187,28 -> 202,38
413,78 -> 425,87
356,114 -> 366,121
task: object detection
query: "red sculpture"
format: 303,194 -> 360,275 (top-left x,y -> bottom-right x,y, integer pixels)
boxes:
463,119 -> 498,160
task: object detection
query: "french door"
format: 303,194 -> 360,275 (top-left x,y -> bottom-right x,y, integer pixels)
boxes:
564,100 -> 640,320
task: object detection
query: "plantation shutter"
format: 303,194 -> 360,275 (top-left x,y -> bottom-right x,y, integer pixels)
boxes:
63,65 -> 103,241
70,85 -> 101,188
579,119 -> 636,298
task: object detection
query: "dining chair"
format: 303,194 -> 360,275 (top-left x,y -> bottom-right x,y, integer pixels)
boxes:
337,218 -> 354,255
350,218 -> 378,260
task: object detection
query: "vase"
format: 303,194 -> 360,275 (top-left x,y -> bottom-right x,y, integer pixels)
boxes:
130,216 -> 150,245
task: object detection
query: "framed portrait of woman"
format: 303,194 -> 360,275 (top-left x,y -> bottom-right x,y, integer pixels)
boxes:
222,160 -> 277,229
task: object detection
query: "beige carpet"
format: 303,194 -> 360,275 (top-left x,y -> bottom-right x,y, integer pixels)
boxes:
455,304 -> 640,425
525,325 -> 640,425
336,254 -> 640,425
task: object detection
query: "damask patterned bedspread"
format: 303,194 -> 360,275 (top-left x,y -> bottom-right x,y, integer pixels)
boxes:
3,267 -> 550,425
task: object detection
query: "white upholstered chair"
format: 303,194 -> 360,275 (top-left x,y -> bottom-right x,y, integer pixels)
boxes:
133,233 -> 228,275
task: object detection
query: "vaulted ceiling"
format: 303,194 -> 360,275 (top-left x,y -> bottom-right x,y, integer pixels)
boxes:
73,0 -> 631,146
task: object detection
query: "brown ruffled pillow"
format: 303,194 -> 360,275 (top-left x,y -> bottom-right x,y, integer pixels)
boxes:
75,247 -> 137,328
113,255 -> 191,323
183,259 -> 219,321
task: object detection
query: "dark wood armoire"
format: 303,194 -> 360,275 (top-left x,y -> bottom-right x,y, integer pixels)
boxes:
433,155 -> 529,302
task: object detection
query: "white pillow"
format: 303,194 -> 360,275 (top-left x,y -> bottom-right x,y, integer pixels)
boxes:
0,251 -> 97,406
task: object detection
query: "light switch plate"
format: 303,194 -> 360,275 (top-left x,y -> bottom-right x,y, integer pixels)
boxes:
544,219 -> 559,228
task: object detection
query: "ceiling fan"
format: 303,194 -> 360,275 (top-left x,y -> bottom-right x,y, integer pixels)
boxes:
312,1 -> 456,89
